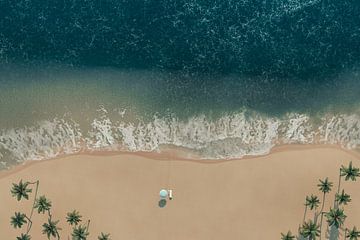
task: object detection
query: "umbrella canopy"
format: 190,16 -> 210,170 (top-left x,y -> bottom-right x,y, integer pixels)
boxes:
159,189 -> 168,199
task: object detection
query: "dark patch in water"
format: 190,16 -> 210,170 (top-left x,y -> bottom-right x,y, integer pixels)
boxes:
0,0 -> 360,79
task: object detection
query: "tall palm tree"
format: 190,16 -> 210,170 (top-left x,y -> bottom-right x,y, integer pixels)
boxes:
42,218 -> 61,239
16,233 -> 31,240
72,224 -> 89,240
318,177 -> 333,210
98,232 -> 111,240
335,190 -> 351,206
281,231 -> 295,240
67,210 -> 82,226
346,226 -> 360,240
34,195 -> 52,214
317,177 -> 333,239
11,180 -> 32,201
303,195 -> 320,222
325,208 -> 346,229
300,220 -> 320,240
334,162 -> 359,208
10,212 -> 27,229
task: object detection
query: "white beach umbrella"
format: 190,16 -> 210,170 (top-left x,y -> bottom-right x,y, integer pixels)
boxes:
159,189 -> 168,199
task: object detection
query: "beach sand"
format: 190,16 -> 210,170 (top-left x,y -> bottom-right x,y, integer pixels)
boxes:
1,146 -> 360,239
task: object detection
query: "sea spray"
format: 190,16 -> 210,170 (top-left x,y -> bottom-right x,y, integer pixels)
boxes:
1,107 -> 360,169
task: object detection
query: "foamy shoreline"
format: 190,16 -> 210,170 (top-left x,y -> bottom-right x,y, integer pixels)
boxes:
1,143 -> 359,178
1,109 -> 360,169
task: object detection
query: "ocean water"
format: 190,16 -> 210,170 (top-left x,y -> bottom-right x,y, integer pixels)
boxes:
0,0 -> 360,168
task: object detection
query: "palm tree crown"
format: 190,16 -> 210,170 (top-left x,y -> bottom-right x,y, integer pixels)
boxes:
67,210 -> 82,226
305,195 -> 320,210
281,231 -> 295,240
34,195 -> 52,214
336,190 -> 351,206
341,161 -> 360,181
318,177 -> 333,194
325,208 -> 347,228
72,225 -> 89,240
42,219 -> 61,239
98,232 -> 111,240
11,180 -> 32,201
16,233 -> 31,240
346,226 -> 360,240
300,220 -> 320,239
10,212 -> 27,229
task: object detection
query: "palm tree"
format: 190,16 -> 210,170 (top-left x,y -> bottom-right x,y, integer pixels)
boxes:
34,195 -> 52,214
303,195 -> 320,222
281,231 -> 295,240
67,210 -> 82,226
306,195 -> 320,211
72,224 -> 89,240
317,177 -> 333,239
335,190 -> 351,206
11,180 -> 32,201
10,212 -> 27,229
325,208 -> 346,229
42,218 -> 61,239
300,220 -> 320,240
98,232 -> 111,240
341,161 -> 360,182
346,226 -> 360,240
16,233 -> 31,240
318,177 -> 333,210
334,162 -> 359,208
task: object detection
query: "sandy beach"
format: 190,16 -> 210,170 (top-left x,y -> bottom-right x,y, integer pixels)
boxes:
1,145 -> 360,239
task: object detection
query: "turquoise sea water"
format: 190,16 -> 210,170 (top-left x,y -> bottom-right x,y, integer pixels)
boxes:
1,0 -> 360,168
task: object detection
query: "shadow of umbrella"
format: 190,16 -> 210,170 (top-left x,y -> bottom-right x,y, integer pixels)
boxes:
158,199 -> 167,208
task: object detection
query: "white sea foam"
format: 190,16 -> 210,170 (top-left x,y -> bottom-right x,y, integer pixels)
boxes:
0,108 -> 360,167
319,114 -> 360,149
86,107 -> 115,149
0,118 -> 82,165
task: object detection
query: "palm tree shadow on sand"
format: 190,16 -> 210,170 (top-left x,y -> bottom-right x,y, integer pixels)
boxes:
158,199 -> 167,208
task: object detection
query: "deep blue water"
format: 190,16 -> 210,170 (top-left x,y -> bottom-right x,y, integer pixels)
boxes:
1,0 -> 360,77
1,0 -> 360,166
1,0 -> 360,116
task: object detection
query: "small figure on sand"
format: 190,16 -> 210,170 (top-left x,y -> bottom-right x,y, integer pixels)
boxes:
168,189 -> 173,200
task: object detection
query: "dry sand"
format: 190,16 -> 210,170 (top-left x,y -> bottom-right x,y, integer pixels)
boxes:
1,145 -> 360,239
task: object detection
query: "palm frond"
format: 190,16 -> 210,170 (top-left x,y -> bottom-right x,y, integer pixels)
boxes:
34,195 -> 52,214
16,233 -> 31,240
11,180 -> 32,201
10,212 -> 27,229
42,218 -> 61,239
325,208 -> 346,229
72,224 -> 89,240
335,190 -> 351,206
281,230 -> 295,240
346,226 -> 360,240
67,210 -> 82,226
98,232 -> 111,240
317,177 -> 333,194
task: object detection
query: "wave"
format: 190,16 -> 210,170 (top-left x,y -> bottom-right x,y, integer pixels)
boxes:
1,107 -> 360,169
